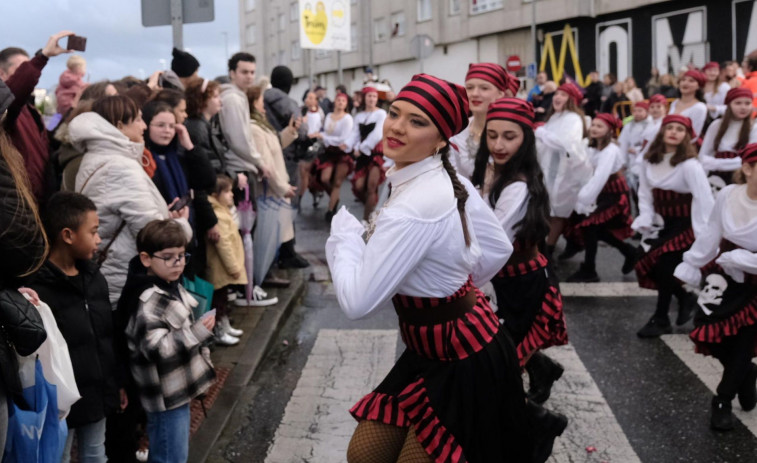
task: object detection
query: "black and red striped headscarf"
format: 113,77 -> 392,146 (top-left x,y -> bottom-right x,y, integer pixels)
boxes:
395,73 -> 469,140
662,114 -> 696,139
486,98 -> 535,130
466,63 -> 509,94
741,143 -> 757,164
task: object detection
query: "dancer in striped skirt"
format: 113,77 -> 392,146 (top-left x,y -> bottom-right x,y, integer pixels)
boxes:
633,115 -> 715,338
566,113 -> 637,282
698,87 -> 757,193
470,98 -> 569,408
674,144 -> 757,431
328,74 -> 560,463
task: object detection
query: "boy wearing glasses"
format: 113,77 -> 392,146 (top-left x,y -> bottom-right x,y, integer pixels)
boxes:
123,220 -> 216,462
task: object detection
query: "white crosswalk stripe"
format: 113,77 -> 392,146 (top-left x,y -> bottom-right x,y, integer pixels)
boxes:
661,334 -> 757,437
264,329 -> 640,462
561,282 -> 656,297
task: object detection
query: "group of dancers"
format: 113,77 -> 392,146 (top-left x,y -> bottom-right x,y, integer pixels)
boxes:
320,61 -> 757,462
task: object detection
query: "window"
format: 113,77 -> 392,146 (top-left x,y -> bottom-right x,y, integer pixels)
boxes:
290,2 -> 298,21
350,23 -> 358,52
291,41 -> 301,60
449,0 -> 460,15
278,13 -> 286,31
374,17 -> 388,42
245,24 -> 256,45
470,0 -> 504,15
417,0 -> 432,22
245,0 -> 255,12
390,12 -> 406,37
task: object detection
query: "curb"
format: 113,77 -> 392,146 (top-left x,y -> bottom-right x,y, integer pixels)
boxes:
187,270 -> 306,463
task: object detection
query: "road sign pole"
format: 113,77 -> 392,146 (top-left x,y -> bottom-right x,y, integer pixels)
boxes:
171,0 -> 184,50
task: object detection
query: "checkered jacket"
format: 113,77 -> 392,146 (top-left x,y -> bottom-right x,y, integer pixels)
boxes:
126,284 -> 216,412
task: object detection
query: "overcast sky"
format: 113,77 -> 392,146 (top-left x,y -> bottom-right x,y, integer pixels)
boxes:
0,0 -> 241,90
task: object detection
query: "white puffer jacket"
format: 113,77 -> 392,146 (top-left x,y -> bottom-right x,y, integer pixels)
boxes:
71,112 -> 193,307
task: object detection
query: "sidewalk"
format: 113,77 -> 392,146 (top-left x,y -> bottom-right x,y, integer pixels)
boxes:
187,269 -> 306,463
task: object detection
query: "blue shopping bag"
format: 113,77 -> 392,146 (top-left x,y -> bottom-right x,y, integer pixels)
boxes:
3,358 -> 67,463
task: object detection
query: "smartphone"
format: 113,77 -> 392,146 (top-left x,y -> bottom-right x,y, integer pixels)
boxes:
200,309 -> 216,320
66,35 -> 87,52
169,195 -> 191,212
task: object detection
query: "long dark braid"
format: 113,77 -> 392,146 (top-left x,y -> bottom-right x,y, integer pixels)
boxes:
439,145 -> 471,247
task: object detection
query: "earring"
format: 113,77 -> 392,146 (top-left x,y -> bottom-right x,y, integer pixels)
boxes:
433,147 -> 440,157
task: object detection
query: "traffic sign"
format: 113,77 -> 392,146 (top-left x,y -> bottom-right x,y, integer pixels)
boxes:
506,55 -> 522,72
527,62 -> 537,79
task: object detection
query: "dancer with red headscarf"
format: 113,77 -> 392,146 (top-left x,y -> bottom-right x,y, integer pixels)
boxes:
347,86 -> 387,221
668,70 -> 708,140
633,115 -> 714,338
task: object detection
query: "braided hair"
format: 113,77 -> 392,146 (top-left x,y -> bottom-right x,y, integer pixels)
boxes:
439,145 -> 471,247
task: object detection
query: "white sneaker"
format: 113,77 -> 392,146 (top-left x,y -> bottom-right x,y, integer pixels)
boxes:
220,316 -> 244,336
215,332 -> 240,346
227,289 -> 238,302
136,449 -> 149,462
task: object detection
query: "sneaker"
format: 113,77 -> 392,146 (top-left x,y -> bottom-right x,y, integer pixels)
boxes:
636,317 -> 672,338
738,364 -> 757,411
235,285 -> 279,307
566,264 -> 600,283
215,332 -> 240,346
711,396 -> 736,431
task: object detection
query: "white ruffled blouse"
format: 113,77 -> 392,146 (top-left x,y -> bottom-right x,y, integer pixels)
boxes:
575,143 -> 626,215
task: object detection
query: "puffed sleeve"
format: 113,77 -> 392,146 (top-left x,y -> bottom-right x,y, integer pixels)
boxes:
534,113 -> 583,153
576,146 -> 617,214
684,159 -> 716,238
632,161 -> 655,231
716,249 -> 757,283
688,103 -> 708,141
358,110 -> 386,155
674,186 -> 729,285
492,181 -> 529,242
699,120 -> 743,173
325,207 -> 443,320
460,176 -> 513,287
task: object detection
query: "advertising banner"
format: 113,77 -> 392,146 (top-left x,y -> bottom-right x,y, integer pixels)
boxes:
299,0 -> 351,51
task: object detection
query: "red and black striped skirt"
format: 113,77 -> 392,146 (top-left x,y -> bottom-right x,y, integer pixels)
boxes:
310,146 -> 355,192
492,253 -> 567,367
351,150 -> 386,200
349,278 -> 534,463
566,173 -> 634,245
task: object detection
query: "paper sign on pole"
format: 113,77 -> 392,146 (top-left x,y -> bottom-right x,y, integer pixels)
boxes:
299,0 -> 351,51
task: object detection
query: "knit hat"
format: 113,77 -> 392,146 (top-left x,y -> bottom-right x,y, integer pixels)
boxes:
395,73 -> 469,140
556,82 -> 583,105
465,63 -> 510,94
725,87 -> 753,105
486,98 -> 535,130
171,48 -> 200,78
649,94 -> 668,105
361,86 -> 378,95
662,114 -> 695,139
594,113 -> 622,133
633,101 -> 650,111
740,143 -> 757,164
702,62 -> 720,72
683,69 -> 706,88
271,66 -> 294,94
0,80 -> 14,115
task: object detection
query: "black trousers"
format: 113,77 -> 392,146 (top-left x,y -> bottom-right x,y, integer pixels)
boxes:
707,324 -> 757,400
651,251 -> 688,321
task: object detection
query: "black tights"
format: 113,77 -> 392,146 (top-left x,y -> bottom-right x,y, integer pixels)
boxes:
708,325 -> 757,400
651,252 -> 688,322
583,225 -> 634,271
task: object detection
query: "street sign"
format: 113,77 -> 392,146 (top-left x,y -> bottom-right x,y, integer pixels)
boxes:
410,34 -> 435,60
141,0 -> 214,27
506,55 -> 522,72
527,62 -> 537,79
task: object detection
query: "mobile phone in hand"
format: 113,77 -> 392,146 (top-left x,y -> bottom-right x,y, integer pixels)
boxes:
169,195 -> 191,211
200,309 -> 216,320
66,35 -> 87,52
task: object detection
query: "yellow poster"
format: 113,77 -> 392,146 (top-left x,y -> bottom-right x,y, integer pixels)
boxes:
299,0 -> 350,51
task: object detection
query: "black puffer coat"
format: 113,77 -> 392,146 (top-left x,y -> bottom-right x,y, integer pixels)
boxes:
28,260 -> 119,428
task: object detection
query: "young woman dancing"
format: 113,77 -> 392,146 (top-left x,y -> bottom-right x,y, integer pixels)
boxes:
471,98 -> 568,406
633,115 -> 715,338
328,74 -> 563,463
674,143 -> 757,431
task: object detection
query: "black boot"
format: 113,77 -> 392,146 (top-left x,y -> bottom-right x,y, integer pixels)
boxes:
558,240 -> 584,261
621,245 -> 640,275
711,395 -> 736,431
278,240 -> 310,269
526,352 -> 564,404
526,400 -> 568,463
675,292 -> 696,326
636,316 -> 672,338
738,364 -> 757,411
325,200 -> 340,223
566,263 -> 600,283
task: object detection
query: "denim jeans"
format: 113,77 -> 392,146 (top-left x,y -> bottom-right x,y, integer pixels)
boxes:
146,404 -> 190,463
62,418 -> 107,463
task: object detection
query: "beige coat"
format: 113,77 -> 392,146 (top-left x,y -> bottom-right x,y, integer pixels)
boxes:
206,195 -> 248,289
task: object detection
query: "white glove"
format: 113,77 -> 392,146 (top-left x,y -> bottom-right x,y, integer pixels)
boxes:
330,206 -> 365,236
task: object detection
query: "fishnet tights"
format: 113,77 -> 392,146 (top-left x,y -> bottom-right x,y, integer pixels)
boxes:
347,421 -> 433,463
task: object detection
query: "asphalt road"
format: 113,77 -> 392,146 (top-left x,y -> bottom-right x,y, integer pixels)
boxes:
206,184 -> 757,463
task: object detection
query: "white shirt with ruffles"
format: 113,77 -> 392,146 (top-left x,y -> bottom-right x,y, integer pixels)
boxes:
699,119 -> 757,173
575,143 -> 626,215
346,109 -> 387,156
325,155 -> 512,320
668,100 -> 708,140
674,184 -> 757,285
320,113 -> 354,148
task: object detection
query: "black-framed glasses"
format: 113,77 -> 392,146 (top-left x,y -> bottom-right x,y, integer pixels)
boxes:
150,252 -> 191,267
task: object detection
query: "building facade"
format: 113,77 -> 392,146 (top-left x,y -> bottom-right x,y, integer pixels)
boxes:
239,0 -> 757,98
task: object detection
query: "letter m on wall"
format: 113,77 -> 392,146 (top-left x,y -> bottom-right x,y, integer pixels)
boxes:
652,7 -> 708,75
